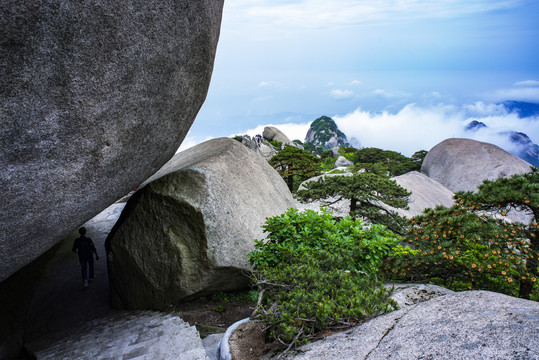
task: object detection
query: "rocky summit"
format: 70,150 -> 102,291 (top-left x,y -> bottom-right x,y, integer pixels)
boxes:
304,116 -> 349,151
421,138 -> 533,192
0,1 -> 224,282
106,138 -> 295,309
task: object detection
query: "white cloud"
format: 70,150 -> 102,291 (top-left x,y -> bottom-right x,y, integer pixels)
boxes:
176,135 -> 214,153
463,101 -> 507,116
514,80 -> 539,87
333,103 -> 539,156
330,89 -> 354,99
373,89 -> 411,98
242,123 -> 311,142
350,80 -> 362,86
258,81 -> 284,89
224,0 -> 523,31
485,86 -> 539,103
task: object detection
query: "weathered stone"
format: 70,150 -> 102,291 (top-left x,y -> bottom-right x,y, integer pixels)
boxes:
421,138 -> 533,192
334,156 -> 354,168
28,311 -> 209,360
0,0 -> 224,282
240,135 -> 278,161
283,291 -> 539,359
263,126 -> 292,146
389,171 -> 455,218
106,138 -> 295,309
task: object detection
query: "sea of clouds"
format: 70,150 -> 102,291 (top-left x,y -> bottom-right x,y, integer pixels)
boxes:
179,101 -> 538,163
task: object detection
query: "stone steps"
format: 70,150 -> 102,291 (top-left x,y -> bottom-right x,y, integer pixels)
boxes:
27,311 -> 210,360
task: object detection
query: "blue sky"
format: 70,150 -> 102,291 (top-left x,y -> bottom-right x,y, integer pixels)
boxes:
182,0 -> 539,156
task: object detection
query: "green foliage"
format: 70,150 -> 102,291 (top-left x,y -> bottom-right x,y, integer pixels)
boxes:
411,150 -> 428,167
303,142 -> 327,155
297,173 -> 410,235
384,168 -> 539,299
249,209 -> 398,344
306,116 -> 349,149
320,149 -> 334,159
337,146 -> 358,162
456,167 -> 539,299
269,140 -> 283,149
321,157 -> 337,172
269,145 -> 321,192
232,135 -> 243,143
351,147 -> 425,176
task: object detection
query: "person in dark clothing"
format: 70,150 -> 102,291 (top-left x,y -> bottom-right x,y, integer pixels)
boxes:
72,227 -> 99,288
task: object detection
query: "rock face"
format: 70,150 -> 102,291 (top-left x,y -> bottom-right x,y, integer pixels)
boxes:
506,131 -> 539,167
241,135 -> 278,161
304,116 -> 349,150
106,138 -> 295,309
284,291 -> 539,359
28,311 -> 209,360
421,138 -> 533,192
334,156 -> 354,168
0,1 -> 224,282
263,126 -> 293,146
390,171 -> 455,218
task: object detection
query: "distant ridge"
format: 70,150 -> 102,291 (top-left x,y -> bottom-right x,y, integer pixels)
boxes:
501,100 -> 539,118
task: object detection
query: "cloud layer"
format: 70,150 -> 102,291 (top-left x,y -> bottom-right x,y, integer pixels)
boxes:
334,102 -> 539,156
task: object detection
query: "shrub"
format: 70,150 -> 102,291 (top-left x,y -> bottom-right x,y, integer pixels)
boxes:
248,208 -> 398,345
269,140 -> 283,149
382,205 -> 538,299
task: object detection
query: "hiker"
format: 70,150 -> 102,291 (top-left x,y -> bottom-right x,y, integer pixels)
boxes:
72,227 -> 99,288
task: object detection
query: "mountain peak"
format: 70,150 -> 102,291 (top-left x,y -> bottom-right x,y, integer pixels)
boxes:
304,116 -> 349,151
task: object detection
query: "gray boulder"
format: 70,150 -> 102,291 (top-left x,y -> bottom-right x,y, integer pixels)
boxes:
334,156 -> 354,168
263,126 -> 292,146
283,291 -> 539,359
390,171 -> 455,218
240,135 -> 278,161
106,138 -> 294,309
421,138 -> 533,192
0,1 -> 224,282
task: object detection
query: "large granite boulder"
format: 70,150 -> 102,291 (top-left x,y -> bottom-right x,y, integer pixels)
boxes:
0,1 -> 224,282
390,171 -> 455,218
283,291 -> 539,359
106,138 -> 295,309
334,156 -> 354,168
263,126 -> 293,146
421,138 -> 533,192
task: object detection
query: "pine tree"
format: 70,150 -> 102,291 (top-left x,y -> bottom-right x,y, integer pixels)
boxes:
457,167 -> 539,299
269,145 -> 321,192
297,172 -> 410,234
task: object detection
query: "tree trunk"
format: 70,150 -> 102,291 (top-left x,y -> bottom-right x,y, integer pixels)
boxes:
287,175 -> 294,192
350,197 -> 357,214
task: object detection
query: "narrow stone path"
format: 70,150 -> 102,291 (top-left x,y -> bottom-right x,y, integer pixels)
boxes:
28,311 -> 208,360
23,203 -> 125,345
22,202 -> 215,359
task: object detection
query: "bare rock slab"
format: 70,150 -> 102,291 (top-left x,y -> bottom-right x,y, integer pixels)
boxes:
0,0 -> 224,282
283,291 -> 539,359
106,138 -> 295,309
390,171 -> 455,218
421,138 -> 533,192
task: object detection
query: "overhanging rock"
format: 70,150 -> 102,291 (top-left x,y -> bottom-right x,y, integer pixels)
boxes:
0,0 -> 224,282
